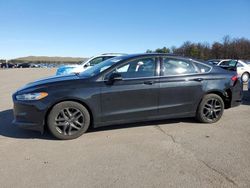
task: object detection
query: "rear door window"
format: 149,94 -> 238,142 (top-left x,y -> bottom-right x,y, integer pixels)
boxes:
194,63 -> 211,73
162,58 -> 198,76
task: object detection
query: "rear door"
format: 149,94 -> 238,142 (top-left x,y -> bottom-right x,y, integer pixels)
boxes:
158,57 -> 206,117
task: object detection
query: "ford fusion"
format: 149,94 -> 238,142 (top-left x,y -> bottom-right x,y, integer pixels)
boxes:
12,54 -> 242,140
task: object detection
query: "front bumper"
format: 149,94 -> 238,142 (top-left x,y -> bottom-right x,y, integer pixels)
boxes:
12,100 -> 48,133
12,120 -> 43,132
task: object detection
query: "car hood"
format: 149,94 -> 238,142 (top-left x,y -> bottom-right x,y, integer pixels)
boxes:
16,74 -> 81,92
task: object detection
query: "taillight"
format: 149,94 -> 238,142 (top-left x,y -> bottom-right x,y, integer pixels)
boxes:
231,75 -> 238,86
231,75 -> 238,82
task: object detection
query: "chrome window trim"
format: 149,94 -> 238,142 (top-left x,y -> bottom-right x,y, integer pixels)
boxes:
96,56 -> 213,82
98,72 -> 211,82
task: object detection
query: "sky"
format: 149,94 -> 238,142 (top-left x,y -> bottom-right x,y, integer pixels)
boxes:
0,0 -> 249,59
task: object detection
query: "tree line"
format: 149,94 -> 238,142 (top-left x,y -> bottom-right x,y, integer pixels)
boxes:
0,56 -> 88,65
146,36 -> 250,60
9,56 -> 87,64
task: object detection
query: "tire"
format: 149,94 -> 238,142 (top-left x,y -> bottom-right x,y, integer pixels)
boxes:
47,101 -> 90,140
196,94 -> 224,123
241,72 -> 249,83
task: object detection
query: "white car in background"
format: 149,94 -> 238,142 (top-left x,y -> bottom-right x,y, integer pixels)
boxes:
56,53 -> 126,76
216,59 -> 250,83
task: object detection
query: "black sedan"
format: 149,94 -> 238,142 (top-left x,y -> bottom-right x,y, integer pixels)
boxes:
0,62 -> 16,68
12,54 -> 242,139
16,63 -> 31,68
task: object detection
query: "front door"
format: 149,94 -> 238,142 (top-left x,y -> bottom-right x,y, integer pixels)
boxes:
100,57 -> 160,124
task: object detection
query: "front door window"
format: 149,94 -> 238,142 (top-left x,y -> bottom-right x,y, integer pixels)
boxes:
112,58 -> 156,79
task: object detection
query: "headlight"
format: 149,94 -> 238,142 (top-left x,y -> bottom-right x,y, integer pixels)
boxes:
16,92 -> 48,101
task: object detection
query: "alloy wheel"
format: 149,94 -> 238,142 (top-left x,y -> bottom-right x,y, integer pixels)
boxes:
55,107 -> 85,135
202,98 -> 222,122
242,73 -> 249,83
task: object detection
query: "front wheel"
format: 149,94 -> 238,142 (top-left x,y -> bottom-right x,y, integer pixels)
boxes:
47,101 -> 90,140
196,94 -> 224,123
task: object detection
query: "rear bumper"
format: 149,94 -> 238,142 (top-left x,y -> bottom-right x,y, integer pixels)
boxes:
230,80 -> 243,108
230,98 -> 242,108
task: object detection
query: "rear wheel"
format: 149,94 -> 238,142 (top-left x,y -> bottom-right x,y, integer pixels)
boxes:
196,94 -> 224,123
47,101 -> 90,140
241,72 -> 249,83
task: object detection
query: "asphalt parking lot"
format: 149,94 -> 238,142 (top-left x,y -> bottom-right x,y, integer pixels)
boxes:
0,68 -> 250,188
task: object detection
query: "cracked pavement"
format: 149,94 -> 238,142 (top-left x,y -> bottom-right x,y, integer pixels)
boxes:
0,68 -> 250,188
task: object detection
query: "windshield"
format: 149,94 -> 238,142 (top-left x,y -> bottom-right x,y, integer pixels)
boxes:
80,56 -> 126,77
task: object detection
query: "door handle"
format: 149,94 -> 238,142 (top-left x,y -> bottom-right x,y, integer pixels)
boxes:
144,81 -> 154,85
193,78 -> 204,82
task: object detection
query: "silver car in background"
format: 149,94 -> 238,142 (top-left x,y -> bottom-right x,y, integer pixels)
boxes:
56,53 -> 126,76
216,59 -> 250,83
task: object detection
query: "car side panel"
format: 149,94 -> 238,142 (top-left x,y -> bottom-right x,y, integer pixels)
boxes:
99,77 -> 160,125
42,80 -> 102,126
158,75 -> 204,117
201,72 -> 242,108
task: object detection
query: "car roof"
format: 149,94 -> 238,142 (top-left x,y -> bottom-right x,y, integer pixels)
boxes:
117,53 -> 196,61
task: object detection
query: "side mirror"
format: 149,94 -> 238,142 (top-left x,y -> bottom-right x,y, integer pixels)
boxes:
106,73 -> 122,85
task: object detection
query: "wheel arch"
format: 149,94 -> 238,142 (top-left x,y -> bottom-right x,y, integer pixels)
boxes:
202,89 -> 231,109
44,98 -> 94,131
